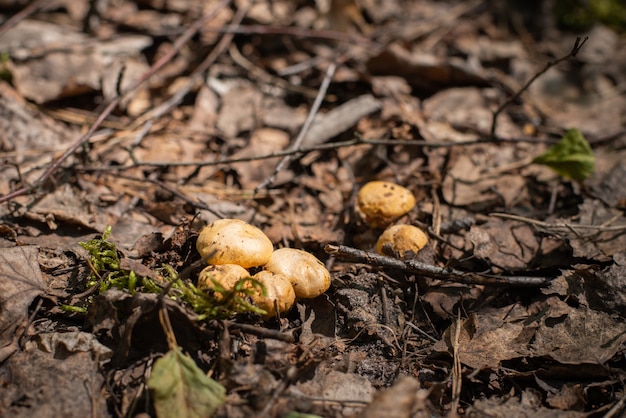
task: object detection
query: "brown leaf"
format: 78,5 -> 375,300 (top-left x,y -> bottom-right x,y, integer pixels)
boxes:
358,376 -> 432,418
568,199 -> 626,262
469,218 -> 539,271
532,299 -> 626,365
0,246 -> 45,361
367,43 -> 489,92
1,344 -> 109,417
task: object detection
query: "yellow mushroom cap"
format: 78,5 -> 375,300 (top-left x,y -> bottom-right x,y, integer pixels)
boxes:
376,224 -> 428,259
250,270 -> 296,318
197,264 -> 250,298
196,219 -> 274,268
356,181 -> 416,228
264,248 -> 331,299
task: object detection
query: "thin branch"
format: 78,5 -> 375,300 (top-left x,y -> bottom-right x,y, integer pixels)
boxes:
324,244 -> 552,287
0,0 -> 47,37
227,321 -> 295,343
186,24 -> 379,48
75,134 -> 565,173
490,36 -> 588,138
490,212 -> 626,234
0,0 -> 233,204
129,3 -> 247,130
254,62 -> 337,193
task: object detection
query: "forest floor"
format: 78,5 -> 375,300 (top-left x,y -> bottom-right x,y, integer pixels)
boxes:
1,0 -> 626,417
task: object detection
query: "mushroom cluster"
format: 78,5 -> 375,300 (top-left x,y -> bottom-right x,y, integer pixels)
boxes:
356,181 -> 429,259
196,219 -> 330,317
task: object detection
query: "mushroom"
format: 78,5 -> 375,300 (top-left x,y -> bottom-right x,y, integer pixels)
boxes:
197,264 -> 250,299
196,219 -> 274,268
356,181 -> 416,228
376,224 -> 428,259
250,270 -> 296,318
263,248 -> 331,299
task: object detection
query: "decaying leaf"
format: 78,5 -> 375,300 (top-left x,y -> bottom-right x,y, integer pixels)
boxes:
0,246 -> 45,362
434,298 -> 626,371
148,347 -> 226,418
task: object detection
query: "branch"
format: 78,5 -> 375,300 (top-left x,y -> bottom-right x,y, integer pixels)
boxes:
254,62 -> 337,193
324,244 -> 552,287
490,36 -> 588,138
75,135 -> 565,173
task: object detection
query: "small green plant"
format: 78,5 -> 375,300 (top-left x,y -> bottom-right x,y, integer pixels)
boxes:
532,128 -> 595,181
0,52 -> 12,82
73,226 -> 267,319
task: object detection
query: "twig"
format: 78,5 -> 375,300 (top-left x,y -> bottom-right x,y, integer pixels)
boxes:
197,24 -> 379,48
603,390 -> 626,418
227,321 -> 295,343
0,0 -> 47,37
324,244 -> 551,287
228,43 -> 324,98
405,321 -> 438,343
129,3 -> 247,130
490,212 -> 626,235
490,36 -> 588,138
451,312 -> 462,413
0,0 -> 233,204
75,134 -> 563,173
254,62 -> 337,193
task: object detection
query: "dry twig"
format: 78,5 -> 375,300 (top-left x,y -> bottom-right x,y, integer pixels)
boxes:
324,244 -> 551,287
490,36 -> 588,138
490,212 -> 626,236
254,62 -> 337,193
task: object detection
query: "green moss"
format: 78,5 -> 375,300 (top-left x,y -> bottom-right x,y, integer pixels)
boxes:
71,226 -> 267,319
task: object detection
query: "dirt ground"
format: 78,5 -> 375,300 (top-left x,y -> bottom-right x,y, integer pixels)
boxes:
1,0 -> 626,417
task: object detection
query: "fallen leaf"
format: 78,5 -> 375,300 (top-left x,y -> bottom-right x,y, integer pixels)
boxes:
357,376 -> 431,418
0,246 -> 45,362
148,347 -> 226,418
1,342 -> 109,417
532,128 -> 595,181
469,218 -> 539,270
568,199 -> 626,261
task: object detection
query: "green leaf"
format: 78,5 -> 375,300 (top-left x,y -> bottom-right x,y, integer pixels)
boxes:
532,128 -> 595,181
148,348 -> 226,418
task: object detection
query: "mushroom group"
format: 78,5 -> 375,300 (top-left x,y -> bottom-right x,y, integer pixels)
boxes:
196,219 -> 331,317
357,181 -> 429,259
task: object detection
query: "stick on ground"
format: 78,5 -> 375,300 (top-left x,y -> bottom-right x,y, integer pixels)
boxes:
324,244 -> 552,287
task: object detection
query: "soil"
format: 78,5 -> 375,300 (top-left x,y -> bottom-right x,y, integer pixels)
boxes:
1,1 -> 626,417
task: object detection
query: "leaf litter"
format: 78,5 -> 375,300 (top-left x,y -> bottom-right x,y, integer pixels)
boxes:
0,0 -> 626,417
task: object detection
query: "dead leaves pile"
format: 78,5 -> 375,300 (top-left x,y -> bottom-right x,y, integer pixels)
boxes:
0,0 -> 626,417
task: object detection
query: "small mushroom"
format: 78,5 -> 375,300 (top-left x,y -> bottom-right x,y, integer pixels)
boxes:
376,224 -> 428,259
356,181 -> 416,228
196,219 -> 274,268
197,264 -> 250,299
250,270 -> 296,318
263,248 -> 331,299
